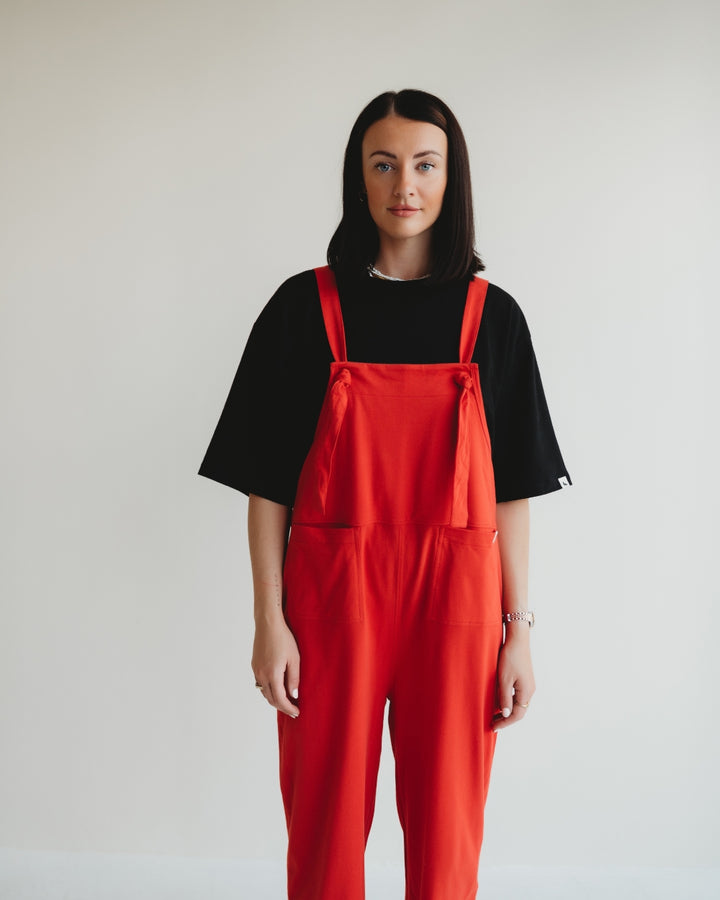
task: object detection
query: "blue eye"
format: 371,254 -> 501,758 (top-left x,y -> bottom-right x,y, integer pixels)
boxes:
418,162 -> 435,172
375,162 -> 393,173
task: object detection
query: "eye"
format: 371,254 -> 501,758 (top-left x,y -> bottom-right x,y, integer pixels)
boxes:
418,161 -> 435,172
374,162 -> 393,173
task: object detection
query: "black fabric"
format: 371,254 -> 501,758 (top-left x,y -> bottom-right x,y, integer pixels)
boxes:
198,268 -> 572,505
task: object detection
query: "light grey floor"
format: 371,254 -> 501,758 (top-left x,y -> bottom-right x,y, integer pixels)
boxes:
1,850 -> 719,899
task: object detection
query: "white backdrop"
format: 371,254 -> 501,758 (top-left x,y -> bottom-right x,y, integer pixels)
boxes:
2,0 -> 718,878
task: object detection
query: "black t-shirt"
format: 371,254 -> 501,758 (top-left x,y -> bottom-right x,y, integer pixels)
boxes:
198,268 -> 572,505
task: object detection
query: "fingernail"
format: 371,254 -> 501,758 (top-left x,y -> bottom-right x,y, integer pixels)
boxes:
502,707 -> 511,717
291,688 -> 299,699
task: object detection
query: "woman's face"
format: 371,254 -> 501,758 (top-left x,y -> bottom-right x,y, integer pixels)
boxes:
361,115 -> 448,248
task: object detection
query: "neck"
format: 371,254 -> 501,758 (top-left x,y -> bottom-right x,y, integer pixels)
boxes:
374,234 -> 433,280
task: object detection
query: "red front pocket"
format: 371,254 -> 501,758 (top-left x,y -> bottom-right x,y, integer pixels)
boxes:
283,524 -> 363,623
428,526 -> 502,625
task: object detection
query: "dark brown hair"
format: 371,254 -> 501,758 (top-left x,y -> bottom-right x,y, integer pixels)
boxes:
327,89 -> 485,283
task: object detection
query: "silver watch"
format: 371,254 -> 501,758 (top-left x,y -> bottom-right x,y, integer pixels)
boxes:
502,610 -> 535,627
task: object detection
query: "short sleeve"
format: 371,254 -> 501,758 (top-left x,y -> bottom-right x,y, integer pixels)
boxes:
487,294 -> 572,502
197,272 -> 331,506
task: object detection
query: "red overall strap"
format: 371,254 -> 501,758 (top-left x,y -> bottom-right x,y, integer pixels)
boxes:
451,276 -> 489,527
458,277 -> 489,363
314,266 -> 347,362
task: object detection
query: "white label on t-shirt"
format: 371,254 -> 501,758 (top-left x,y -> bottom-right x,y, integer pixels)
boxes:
558,476 -> 570,487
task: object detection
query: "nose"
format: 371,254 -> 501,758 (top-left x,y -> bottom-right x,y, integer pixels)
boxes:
393,164 -> 415,199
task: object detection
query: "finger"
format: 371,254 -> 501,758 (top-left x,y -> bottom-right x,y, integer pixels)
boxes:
513,690 -> 532,712
269,670 -> 299,718
493,690 -> 532,732
496,679 -> 514,722
286,656 -> 300,707
493,704 -> 524,731
253,673 -> 267,698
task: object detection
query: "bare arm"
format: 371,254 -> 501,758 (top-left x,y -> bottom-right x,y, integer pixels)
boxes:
492,498 -> 536,731
248,493 -> 300,717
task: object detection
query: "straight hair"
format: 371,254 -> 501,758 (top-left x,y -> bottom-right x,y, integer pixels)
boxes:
327,89 -> 485,284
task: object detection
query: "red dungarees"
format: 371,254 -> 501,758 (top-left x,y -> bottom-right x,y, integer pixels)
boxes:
278,267 -> 503,900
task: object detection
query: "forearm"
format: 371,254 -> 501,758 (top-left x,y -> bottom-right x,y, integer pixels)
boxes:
247,493 -> 292,624
248,494 -> 299,717
493,497 -> 535,729
495,498 -> 530,641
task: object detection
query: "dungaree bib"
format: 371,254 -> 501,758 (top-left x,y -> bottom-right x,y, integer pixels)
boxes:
278,267 -> 503,900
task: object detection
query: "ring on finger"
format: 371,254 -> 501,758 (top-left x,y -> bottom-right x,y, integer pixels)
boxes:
516,700 -> 530,708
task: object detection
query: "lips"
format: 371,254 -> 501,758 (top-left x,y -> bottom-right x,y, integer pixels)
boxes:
388,206 -> 420,217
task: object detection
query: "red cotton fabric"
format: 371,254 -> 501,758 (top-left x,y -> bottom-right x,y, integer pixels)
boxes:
278,266 -> 503,900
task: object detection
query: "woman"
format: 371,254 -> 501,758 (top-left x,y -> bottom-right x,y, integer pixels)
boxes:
199,89 -> 571,900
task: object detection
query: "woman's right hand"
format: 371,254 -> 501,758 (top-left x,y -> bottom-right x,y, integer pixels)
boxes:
252,615 -> 300,718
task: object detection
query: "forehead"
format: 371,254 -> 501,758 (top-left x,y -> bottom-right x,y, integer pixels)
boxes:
362,115 -> 447,156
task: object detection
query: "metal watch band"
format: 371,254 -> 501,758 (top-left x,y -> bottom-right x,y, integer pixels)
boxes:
502,610 -> 535,627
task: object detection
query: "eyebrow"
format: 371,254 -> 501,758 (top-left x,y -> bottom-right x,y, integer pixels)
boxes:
369,150 -> 444,159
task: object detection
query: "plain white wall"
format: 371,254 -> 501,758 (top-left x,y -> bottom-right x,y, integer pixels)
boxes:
2,0 -> 718,871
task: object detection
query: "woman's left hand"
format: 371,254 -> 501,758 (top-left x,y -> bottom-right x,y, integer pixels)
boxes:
492,629 -> 536,731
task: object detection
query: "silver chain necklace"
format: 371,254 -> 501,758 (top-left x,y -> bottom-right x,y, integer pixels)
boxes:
367,264 -> 431,282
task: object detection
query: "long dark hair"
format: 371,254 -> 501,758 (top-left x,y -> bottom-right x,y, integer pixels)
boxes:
327,89 -> 485,283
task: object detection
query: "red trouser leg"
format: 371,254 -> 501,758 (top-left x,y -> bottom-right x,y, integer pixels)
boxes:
279,524 -> 397,899
389,627 -> 501,900
387,527 -> 502,900
278,622 -> 388,900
